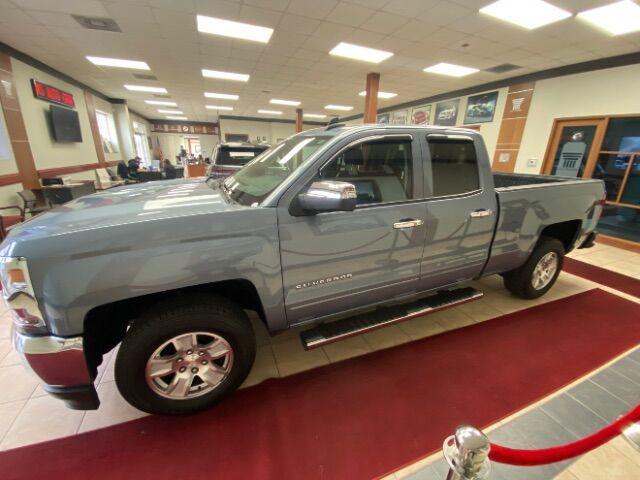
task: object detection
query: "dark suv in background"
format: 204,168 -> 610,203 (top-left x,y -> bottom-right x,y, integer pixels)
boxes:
207,142 -> 270,178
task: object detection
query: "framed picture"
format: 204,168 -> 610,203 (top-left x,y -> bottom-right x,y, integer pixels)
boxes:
434,99 -> 460,126
410,105 -> 431,125
464,91 -> 499,124
377,113 -> 390,124
390,109 -> 408,124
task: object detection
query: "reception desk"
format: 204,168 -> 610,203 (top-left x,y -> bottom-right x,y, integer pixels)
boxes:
184,164 -> 207,177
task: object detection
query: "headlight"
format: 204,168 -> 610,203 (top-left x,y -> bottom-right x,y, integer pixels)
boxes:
0,257 -> 46,334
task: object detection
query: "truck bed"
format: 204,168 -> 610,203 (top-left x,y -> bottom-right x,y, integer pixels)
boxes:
493,172 -> 574,189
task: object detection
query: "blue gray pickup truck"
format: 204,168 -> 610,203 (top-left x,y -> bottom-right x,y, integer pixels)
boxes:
3,124 -> 605,415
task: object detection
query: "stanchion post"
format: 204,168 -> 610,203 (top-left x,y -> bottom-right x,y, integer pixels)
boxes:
443,425 -> 491,480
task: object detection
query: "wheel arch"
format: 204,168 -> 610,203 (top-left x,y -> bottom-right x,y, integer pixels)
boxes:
539,219 -> 582,252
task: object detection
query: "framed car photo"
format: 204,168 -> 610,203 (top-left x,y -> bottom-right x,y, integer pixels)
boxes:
434,99 -> 459,126
411,105 -> 431,125
464,91 -> 499,124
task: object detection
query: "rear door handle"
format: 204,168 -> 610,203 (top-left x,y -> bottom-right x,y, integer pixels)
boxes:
393,219 -> 424,229
469,209 -> 493,218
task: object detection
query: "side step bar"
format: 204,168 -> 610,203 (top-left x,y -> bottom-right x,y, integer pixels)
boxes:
300,287 -> 483,350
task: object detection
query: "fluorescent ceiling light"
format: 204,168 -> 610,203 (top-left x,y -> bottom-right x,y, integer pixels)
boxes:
358,90 -> 397,99
125,84 -> 167,93
206,105 -> 234,111
324,104 -> 353,111
158,109 -> 183,114
204,92 -> 239,100
480,0 -> 572,30
423,62 -> 479,77
258,109 -> 282,115
202,69 -> 250,82
329,42 -> 393,63
304,113 -> 327,119
270,99 -> 301,106
87,56 -> 150,70
196,14 -> 273,43
577,0 -> 640,35
145,100 -> 177,106
166,116 -> 187,120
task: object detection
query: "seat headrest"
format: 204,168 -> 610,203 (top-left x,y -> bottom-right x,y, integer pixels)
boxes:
344,148 -> 363,165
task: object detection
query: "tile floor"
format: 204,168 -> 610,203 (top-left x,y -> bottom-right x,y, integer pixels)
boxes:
0,243 -> 637,479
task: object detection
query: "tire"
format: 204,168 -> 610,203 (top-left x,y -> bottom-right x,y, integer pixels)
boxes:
115,294 -> 256,415
503,236 -> 565,299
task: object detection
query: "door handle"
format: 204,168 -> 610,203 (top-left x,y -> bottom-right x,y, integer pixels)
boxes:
393,219 -> 424,229
469,209 -> 493,218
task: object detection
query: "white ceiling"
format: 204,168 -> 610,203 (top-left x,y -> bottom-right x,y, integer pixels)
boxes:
1,0 -> 639,122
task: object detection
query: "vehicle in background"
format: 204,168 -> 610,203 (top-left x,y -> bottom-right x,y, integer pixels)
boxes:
4,124 -> 605,416
207,142 -> 270,179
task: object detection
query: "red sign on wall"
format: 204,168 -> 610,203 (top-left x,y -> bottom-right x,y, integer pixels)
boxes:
30,79 -> 75,108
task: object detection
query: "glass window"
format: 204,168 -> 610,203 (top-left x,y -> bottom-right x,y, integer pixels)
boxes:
596,204 -> 640,243
550,126 -> 596,177
216,146 -> 270,166
96,110 -> 119,153
592,153 -> 631,201
602,118 -> 640,153
318,138 -> 414,205
427,138 -> 479,196
620,156 -> 640,206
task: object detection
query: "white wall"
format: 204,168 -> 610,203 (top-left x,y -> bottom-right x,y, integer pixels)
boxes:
219,118 -> 317,144
151,131 -> 220,161
518,63 -> 640,173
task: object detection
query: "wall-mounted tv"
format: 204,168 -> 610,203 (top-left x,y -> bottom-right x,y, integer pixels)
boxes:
50,104 -> 82,142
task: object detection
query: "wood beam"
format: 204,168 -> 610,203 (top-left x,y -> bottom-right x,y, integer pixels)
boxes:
295,108 -> 303,133
363,72 -> 380,124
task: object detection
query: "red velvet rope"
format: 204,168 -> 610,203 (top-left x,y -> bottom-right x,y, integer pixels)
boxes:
488,403 -> 640,466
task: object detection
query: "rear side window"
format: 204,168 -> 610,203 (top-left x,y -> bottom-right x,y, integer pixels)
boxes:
427,138 -> 480,197
217,147 -> 267,166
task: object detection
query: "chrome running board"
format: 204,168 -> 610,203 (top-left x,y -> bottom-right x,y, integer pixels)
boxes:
300,287 -> 483,350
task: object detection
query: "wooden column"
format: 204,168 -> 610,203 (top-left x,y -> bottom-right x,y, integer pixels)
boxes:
363,72 -> 380,124
295,108 -> 303,133
84,90 -> 107,167
0,52 -> 40,189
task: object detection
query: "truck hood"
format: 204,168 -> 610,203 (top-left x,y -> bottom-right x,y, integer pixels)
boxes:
6,178 -> 244,241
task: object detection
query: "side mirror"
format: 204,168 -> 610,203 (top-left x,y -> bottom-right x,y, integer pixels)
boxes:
298,180 -> 357,214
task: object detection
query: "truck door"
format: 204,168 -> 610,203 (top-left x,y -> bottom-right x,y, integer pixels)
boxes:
417,133 -> 497,290
277,131 -> 427,325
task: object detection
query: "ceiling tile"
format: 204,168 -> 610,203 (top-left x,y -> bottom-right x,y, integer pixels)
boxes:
325,2 -> 376,28
360,11 -> 408,35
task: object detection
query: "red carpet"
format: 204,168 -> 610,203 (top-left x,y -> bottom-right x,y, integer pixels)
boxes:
564,257 -> 640,298
1,289 -> 639,480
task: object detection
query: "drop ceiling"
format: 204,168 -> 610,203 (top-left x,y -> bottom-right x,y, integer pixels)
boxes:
0,0 -> 639,122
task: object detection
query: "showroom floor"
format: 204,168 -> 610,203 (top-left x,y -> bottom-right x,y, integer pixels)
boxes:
0,242 -> 638,479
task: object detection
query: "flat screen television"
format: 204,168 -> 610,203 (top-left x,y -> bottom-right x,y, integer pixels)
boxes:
50,104 -> 82,142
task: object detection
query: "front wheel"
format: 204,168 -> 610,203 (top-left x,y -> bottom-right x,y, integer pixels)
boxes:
503,236 -> 565,299
115,294 -> 256,415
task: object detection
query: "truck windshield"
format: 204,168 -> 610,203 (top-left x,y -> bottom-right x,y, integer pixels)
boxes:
222,135 -> 331,205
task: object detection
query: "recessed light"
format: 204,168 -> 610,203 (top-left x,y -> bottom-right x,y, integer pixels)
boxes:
125,84 -> 167,93
158,109 -> 183,114
206,105 -> 234,111
480,0 -> 572,30
270,99 -> 301,106
258,109 -> 282,115
204,92 -> 239,100
202,69 -> 250,82
303,113 -> 327,119
87,56 -> 150,70
577,0 -> 640,36
145,100 -> 177,106
324,104 -> 353,111
196,14 -> 273,43
358,90 -> 397,99
329,42 -> 394,64
423,63 -> 479,77
166,116 -> 187,120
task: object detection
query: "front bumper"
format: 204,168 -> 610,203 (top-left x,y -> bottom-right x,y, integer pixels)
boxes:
12,327 -> 100,410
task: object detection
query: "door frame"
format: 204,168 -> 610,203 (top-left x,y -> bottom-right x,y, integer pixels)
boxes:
541,117 -> 608,177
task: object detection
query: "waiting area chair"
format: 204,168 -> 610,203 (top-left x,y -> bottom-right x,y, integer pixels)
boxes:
17,189 -> 50,217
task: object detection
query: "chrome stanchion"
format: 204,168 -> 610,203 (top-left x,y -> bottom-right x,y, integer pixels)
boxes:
622,422 -> 640,451
443,425 -> 491,480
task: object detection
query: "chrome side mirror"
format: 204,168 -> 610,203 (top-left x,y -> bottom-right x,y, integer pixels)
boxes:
298,181 -> 357,214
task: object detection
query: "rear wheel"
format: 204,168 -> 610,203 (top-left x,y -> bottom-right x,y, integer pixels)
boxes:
115,294 -> 255,415
503,237 -> 565,299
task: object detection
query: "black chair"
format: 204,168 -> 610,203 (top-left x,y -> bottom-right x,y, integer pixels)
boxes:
17,190 -> 50,217
0,205 -> 25,240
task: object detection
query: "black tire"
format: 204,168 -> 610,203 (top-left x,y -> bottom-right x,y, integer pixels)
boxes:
115,294 -> 256,415
503,236 -> 565,299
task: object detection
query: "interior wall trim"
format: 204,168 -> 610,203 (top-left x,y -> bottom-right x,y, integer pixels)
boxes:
0,173 -> 23,187
218,115 -> 326,126
38,163 -> 103,178
339,50 -> 640,122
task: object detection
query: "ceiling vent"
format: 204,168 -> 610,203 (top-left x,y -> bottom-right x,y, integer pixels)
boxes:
133,73 -> 158,80
485,63 -> 522,74
72,15 -> 121,32
153,94 -> 171,98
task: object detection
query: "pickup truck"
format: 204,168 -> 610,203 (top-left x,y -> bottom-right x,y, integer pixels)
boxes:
4,124 -> 605,415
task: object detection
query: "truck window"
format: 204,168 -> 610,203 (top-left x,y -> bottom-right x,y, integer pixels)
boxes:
427,138 -> 480,197
318,138 -> 413,205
